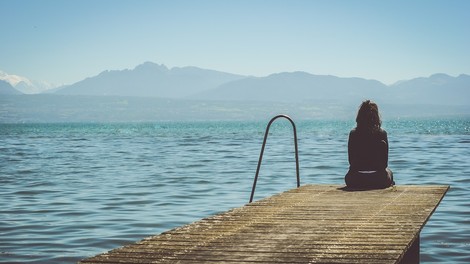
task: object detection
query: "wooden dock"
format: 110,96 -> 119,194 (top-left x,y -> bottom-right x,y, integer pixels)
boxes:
79,184 -> 448,264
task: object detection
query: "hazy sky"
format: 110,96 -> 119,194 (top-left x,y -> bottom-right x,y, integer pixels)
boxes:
1,0 -> 469,85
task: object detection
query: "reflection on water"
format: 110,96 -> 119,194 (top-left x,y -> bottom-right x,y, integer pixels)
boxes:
0,119 -> 469,263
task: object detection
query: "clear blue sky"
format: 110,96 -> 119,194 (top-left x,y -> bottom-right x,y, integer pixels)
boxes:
1,0 -> 469,85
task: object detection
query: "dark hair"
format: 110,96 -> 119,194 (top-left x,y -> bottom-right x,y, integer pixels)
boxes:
356,100 -> 381,132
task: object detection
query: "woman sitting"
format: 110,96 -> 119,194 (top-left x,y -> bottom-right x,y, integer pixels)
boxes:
345,100 -> 394,189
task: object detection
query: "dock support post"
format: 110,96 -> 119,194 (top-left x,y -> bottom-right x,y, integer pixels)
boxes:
400,234 -> 420,264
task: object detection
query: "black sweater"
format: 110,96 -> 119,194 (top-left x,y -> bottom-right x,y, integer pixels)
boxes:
348,128 -> 389,172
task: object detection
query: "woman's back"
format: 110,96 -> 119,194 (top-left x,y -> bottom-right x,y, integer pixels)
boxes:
345,100 -> 394,189
348,128 -> 388,172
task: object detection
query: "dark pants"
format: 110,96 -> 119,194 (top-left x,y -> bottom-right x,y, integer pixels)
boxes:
345,168 -> 394,189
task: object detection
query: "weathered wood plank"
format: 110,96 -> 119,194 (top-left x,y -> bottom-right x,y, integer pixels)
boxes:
79,184 -> 448,264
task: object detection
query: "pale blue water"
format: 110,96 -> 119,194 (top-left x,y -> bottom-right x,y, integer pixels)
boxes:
1,119 -> 469,263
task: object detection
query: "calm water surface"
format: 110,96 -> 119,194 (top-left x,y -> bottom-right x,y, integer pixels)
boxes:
1,119 -> 469,263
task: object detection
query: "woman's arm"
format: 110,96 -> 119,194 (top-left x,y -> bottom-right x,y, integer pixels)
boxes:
379,130 -> 389,169
348,130 -> 357,169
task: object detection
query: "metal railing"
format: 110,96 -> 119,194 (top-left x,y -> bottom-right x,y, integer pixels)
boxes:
249,114 -> 300,203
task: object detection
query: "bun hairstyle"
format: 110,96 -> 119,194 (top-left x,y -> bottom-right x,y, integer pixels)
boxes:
356,100 -> 381,132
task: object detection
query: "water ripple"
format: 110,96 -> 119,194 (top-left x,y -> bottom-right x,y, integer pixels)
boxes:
0,119 -> 469,263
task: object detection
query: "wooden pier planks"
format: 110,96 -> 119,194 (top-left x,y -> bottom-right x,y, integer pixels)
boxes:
79,184 -> 448,264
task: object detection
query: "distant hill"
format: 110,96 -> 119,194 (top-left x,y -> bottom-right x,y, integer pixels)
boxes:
53,62 -> 469,106
194,72 -> 470,105
0,70 -> 56,94
54,62 -> 246,98
3,62 -> 469,122
388,73 -> 470,105
192,71 -> 388,104
0,80 -> 22,95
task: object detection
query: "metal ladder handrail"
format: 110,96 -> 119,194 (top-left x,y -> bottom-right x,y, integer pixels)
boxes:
249,114 -> 300,203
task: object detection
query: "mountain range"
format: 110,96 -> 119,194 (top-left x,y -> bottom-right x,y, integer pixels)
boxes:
1,61 -> 469,106
50,62 -> 469,105
2,61 -> 469,122
0,70 -> 56,94
53,62 -> 245,98
201,72 -> 470,105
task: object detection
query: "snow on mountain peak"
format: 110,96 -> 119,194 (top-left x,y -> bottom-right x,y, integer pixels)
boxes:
0,70 -> 32,86
0,70 -> 56,94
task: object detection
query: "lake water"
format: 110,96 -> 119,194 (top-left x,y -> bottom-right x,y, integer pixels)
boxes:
1,118 -> 469,263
